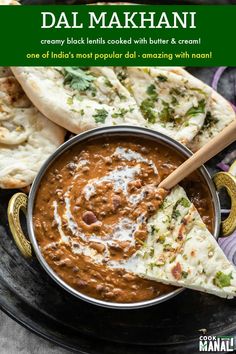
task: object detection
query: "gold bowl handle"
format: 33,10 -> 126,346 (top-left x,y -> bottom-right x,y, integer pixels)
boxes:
8,193 -> 32,258
213,172 -> 236,237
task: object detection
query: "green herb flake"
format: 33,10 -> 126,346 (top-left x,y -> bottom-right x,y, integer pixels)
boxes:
186,99 -> 206,117
146,84 -> 158,100
140,98 -> 156,124
67,97 -> 73,105
213,271 -> 233,288
118,93 -> 127,100
172,209 -> 181,220
150,225 -> 156,236
159,101 -> 174,123
63,67 -> 95,92
157,75 -> 168,82
179,198 -> 190,208
93,108 -> 108,124
159,106 -> 170,123
181,271 -> 189,279
158,234 -> 166,244
170,88 -> 182,96
171,95 -> 178,106
111,108 -> 129,119
117,69 -> 128,83
203,111 -> 219,129
104,78 -> 113,87
149,248 -> 155,257
149,262 -> 156,270
170,256 -> 176,263
163,243 -> 172,252
89,86 -> 97,97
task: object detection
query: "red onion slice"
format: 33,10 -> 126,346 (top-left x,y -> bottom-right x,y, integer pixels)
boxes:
211,67 -> 227,91
218,231 -> 236,264
217,162 -> 230,171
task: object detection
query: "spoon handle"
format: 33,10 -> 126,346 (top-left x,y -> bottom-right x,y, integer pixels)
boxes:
159,119 -> 236,190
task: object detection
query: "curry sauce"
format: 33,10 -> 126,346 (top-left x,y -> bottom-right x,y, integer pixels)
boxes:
33,137 -> 214,303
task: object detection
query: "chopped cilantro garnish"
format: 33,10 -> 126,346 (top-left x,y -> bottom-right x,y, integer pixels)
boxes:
89,86 -> 97,97
203,111 -> 219,129
149,262 -> 156,270
104,78 -> 113,87
158,234 -> 166,244
171,198 -> 190,221
93,108 -> 108,123
160,106 -> 170,122
213,271 -> 233,288
112,108 -> 129,118
182,271 -> 188,279
159,101 -> 174,123
171,95 -> 178,106
140,98 -> 156,124
179,197 -> 190,208
63,67 -> 95,92
172,209 -> 181,220
170,88 -> 182,96
149,248 -> 155,257
150,225 -> 156,235
170,255 -> 176,263
117,69 -> 128,83
186,99 -> 206,117
163,243 -> 172,252
157,75 -> 168,82
67,97 -> 73,105
146,84 -> 158,99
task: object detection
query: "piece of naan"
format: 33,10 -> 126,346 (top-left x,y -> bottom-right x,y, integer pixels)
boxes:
157,67 -> 236,151
0,76 -> 65,189
0,0 -> 20,4
122,185 -> 236,298
0,67 -> 12,78
115,67 -> 211,145
11,67 -> 146,133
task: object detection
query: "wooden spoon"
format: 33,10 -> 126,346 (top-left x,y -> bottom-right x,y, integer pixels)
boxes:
159,119 -> 236,190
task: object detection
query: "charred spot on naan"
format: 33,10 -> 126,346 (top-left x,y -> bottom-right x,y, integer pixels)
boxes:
0,77 -> 31,108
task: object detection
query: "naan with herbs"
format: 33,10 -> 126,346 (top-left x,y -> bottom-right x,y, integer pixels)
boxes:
115,66 -> 212,145
122,185 -> 236,299
157,66 -> 236,151
11,67 -> 146,133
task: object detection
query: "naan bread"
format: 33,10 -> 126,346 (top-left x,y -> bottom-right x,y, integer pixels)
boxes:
0,76 -> 65,189
158,67 -> 236,151
0,67 -> 12,78
115,67 -> 211,145
122,185 -> 236,298
11,67 -> 146,133
12,65 -> 235,150
0,0 -> 20,4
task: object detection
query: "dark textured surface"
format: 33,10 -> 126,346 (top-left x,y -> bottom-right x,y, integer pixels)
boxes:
0,67 -> 236,354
